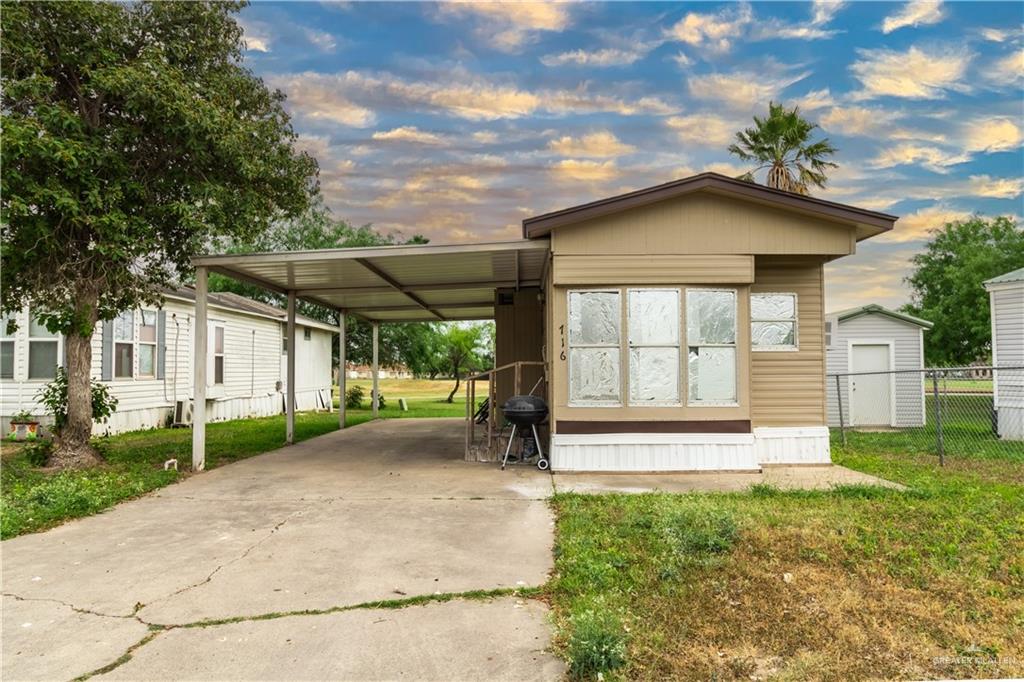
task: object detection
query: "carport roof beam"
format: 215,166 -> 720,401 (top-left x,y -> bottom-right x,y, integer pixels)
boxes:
353,257 -> 445,321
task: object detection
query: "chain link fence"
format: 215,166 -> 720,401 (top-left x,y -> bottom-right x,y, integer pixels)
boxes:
827,366 -> 1024,464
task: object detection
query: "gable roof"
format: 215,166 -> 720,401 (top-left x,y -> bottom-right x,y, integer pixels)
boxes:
829,303 -> 933,329
983,267 -> 1024,288
166,288 -> 338,333
522,172 -> 897,241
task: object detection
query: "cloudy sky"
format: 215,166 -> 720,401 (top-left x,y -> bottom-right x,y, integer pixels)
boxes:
237,1 -> 1023,312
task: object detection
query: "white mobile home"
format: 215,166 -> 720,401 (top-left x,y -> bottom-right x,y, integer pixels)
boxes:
1,289 -> 336,435
826,304 -> 932,428
984,268 -> 1024,440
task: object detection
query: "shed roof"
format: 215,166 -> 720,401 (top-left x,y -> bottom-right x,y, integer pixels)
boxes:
522,172 -> 897,241
983,267 -> 1024,288
192,240 -> 549,323
829,303 -> 933,329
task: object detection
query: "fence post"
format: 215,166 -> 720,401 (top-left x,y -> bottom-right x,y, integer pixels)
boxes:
932,371 -> 945,466
835,374 -> 847,447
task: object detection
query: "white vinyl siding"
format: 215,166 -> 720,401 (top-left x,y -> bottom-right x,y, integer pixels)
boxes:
1,299 -> 335,435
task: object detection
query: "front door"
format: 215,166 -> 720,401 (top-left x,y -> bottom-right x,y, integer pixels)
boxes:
850,344 -> 891,426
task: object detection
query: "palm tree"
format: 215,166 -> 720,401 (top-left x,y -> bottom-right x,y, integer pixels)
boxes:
728,101 -> 837,195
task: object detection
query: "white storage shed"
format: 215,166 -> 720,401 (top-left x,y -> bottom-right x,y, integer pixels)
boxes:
984,268 -> 1024,440
826,304 -> 932,428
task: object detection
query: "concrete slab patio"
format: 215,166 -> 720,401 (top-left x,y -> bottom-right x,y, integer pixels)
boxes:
2,418 -> 900,681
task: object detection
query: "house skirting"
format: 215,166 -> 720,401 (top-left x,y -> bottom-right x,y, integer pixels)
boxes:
549,426 -> 830,472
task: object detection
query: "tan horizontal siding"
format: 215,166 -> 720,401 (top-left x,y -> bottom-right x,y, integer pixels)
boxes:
551,193 -> 855,257
552,254 -> 753,285
750,257 -> 827,427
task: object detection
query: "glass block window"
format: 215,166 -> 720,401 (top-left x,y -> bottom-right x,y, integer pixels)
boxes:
751,293 -> 798,351
28,314 -> 60,380
567,290 -> 621,405
113,310 -> 134,378
686,289 -> 737,405
628,289 -> 680,405
138,310 -> 157,378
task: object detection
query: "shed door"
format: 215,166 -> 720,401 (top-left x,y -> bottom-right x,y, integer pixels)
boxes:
850,344 -> 891,426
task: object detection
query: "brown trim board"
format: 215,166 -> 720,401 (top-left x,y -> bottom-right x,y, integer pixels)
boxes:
556,420 -> 751,435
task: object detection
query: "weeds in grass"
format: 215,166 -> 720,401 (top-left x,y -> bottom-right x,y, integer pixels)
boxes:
565,603 -> 628,679
548,448 -> 1024,680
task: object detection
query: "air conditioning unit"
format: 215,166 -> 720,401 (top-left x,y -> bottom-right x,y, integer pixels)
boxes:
172,400 -> 193,427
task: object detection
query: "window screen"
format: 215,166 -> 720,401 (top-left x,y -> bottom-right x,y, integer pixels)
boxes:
686,289 -> 737,404
28,315 -> 59,380
751,293 -> 797,350
567,290 -> 621,405
628,289 -> 680,405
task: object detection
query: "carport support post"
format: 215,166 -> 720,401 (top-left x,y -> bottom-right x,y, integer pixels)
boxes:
192,266 -> 207,471
371,321 -> 379,419
338,311 -> 346,429
286,291 -> 296,444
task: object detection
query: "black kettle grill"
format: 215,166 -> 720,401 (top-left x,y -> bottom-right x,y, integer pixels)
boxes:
500,395 -> 549,471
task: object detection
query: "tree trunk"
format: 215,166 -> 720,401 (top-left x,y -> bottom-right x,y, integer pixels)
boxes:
49,307 -> 102,469
446,369 -> 461,404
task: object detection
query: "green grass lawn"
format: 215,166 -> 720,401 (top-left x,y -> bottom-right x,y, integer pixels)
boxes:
1,379 -> 471,539
548,440 -> 1024,680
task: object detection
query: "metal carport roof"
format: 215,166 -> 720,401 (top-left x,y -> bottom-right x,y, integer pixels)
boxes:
191,239 -> 550,322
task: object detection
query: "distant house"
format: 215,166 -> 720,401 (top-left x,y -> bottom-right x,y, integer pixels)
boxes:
345,363 -> 413,380
825,304 -> 932,428
984,268 -> 1024,440
0,289 -> 335,435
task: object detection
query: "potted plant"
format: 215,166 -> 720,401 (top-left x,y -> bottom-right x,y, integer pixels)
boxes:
8,409 -> 40,441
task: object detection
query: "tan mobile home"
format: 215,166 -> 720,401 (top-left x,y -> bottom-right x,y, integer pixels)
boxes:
191,172 -> 896,472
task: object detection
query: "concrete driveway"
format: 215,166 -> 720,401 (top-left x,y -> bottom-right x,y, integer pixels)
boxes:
3,417 -> 897,681
2,419 -> 561,681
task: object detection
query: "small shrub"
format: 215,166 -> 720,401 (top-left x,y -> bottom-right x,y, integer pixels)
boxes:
35,367 -> 118,433
344,385 -> 365,409
24,439 -> 52,467
377,392 -> 386,410
566,607 -> 628,679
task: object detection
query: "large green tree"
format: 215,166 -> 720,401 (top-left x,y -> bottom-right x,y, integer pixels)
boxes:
443,323 -> 494,403
729,101 -> 837,195
902,216 -> 1024,366
1,1 -> 318,467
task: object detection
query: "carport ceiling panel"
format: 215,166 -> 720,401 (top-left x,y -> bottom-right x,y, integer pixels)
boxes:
238,259 -> 388,290
434,306 -> 494,319
367,251 -> 516,288
418,288 -> 497,306
311,291 -> 415,310
368,308 -> 456,322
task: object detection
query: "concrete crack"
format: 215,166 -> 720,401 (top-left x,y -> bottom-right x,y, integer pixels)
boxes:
141,511 -> 302,614
67,586 -> 544,681
2,591 -> 135,621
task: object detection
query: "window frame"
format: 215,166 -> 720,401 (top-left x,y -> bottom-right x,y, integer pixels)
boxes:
303,326 -> 311,341
113,310 -> 135,379
685,287 -> 739,407
750,292 -> 799,352
27,314 -> 62,381
137,309 -> 158,378
626,287 -> 682,407
566,288 -> 622,407
213,325 -> 225,386
1,312 -> 16,380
